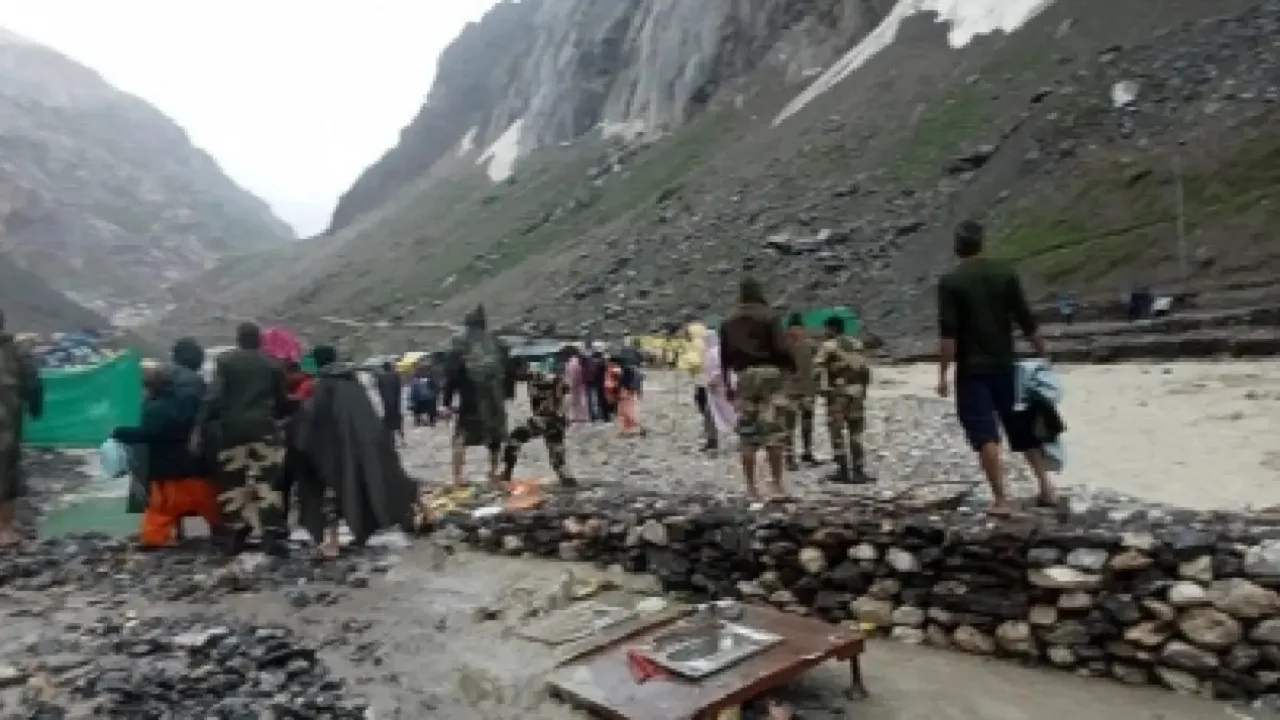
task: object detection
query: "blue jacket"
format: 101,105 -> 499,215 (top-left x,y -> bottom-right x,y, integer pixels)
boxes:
1015,359 -> 1065,471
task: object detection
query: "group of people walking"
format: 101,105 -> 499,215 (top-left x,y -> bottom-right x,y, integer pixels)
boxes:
682,279 -> 875,501
0,218 -> 1064,555
442,307 -> 649,488
111,323 -> 414,557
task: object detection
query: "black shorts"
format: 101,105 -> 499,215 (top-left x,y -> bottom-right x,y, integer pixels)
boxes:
383,412 -> 404,432
954,368 -> 1037,452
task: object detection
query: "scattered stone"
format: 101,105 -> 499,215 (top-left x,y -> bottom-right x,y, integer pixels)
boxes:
5,614 -> 368,718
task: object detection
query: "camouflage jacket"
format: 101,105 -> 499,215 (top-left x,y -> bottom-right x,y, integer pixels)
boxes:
527,370 -> 569,417
817,336 -> 871,399
782,335 -> 820,396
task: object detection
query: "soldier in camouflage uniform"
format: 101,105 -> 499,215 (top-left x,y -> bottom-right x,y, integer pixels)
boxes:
0,310 -> 44,547
780,314 -> 821,471
500,349 -> 577,486
817,315 -> 874,484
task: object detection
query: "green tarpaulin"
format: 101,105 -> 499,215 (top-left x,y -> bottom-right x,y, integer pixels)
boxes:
794,306 -> 860,334
23,351 -> 143,449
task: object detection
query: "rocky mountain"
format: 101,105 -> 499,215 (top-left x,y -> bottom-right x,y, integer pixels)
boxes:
0,252 -> 106,333
158,0 -> 1280,348
0,28 -> 294,322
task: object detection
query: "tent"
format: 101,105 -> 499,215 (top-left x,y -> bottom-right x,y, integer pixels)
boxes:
23,350 -> 144,449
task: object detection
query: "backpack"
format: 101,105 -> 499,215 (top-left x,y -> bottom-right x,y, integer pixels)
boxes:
462,334 -> 502,384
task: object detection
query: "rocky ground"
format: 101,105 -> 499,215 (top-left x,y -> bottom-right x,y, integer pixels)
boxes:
407,364 -> 1280,511
5,363 -> 1280,717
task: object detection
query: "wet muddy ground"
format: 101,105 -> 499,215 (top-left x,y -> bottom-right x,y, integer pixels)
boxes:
3,548 -> 1241,719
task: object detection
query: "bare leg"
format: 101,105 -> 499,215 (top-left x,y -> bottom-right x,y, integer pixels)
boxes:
738,449 -> 759,499
451,446 -> 466,486
0,500 -> 20,546
1023,447 -> 1057,504
978,442 -> 1011,515
488,447 -> 502,484
321,522 -> 340,558
765,446 -> 788,498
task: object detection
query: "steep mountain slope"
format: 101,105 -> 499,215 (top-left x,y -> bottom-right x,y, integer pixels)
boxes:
0,28 -> 294,318
159,0 -> 1280,345
0,252 -> 106,333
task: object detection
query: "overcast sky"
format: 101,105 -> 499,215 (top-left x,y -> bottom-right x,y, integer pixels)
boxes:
0,0 -> 499,236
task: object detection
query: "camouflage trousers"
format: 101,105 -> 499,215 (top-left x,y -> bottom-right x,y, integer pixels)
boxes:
780,394 -> 815,461
503,412 -> 570,480
215,435 -> 287,539
735,366 -> 787,450
826,394 -> 867,468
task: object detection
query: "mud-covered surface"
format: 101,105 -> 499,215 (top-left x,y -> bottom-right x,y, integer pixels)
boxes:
15,450 -> 98,536
0,548 -> 1247,719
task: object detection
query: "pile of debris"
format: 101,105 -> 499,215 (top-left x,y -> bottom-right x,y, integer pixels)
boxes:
0,613 -> 369,718
18,330 -> 121,369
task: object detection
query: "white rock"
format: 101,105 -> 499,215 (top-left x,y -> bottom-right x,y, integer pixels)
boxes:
1167,582 -> 1209,606
798,547 -> 827,574
1028,566 -> 1101,590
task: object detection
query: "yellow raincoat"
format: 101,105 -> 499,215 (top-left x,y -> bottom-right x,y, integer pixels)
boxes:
680,323 -> 706,386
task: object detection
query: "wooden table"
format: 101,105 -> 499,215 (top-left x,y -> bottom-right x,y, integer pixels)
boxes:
546,605 -> 867,720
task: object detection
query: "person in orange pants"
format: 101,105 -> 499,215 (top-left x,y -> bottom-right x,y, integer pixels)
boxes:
616,360 -> 645,436
112,364 -> 222,547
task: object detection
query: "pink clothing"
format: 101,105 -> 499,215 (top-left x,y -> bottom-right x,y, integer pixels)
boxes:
262,326 -> 302,363
702,331 -> 736,434
564,356 -> 590,422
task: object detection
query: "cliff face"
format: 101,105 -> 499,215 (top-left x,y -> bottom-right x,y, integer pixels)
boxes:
160,0 -> 1280,349
328,0 -> 894,234
0,29 -> 294,317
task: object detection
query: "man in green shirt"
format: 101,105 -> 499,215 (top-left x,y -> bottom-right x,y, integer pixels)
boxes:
937,220 -> 1057,517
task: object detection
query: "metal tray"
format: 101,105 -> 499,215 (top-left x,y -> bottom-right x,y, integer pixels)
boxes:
639,620 -> 783,679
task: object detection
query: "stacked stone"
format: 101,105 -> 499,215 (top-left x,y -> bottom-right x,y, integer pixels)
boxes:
448,491 -> 1280,700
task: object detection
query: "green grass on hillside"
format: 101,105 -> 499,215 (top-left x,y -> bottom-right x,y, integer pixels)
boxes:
888,85 -> 994,183
991,125 -> 1280,283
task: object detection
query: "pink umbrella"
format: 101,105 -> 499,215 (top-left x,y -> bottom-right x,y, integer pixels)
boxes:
261,326 -> 302,363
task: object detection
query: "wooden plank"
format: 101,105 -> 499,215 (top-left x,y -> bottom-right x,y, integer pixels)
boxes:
546,605 -> 864,720
516,601 -> 637,645
553,604 -> 690,668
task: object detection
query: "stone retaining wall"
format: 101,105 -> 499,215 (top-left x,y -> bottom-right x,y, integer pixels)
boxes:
446,491 -> 1280,700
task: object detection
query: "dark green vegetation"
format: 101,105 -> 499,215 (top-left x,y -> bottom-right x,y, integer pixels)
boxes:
992,121 -> 1280,289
